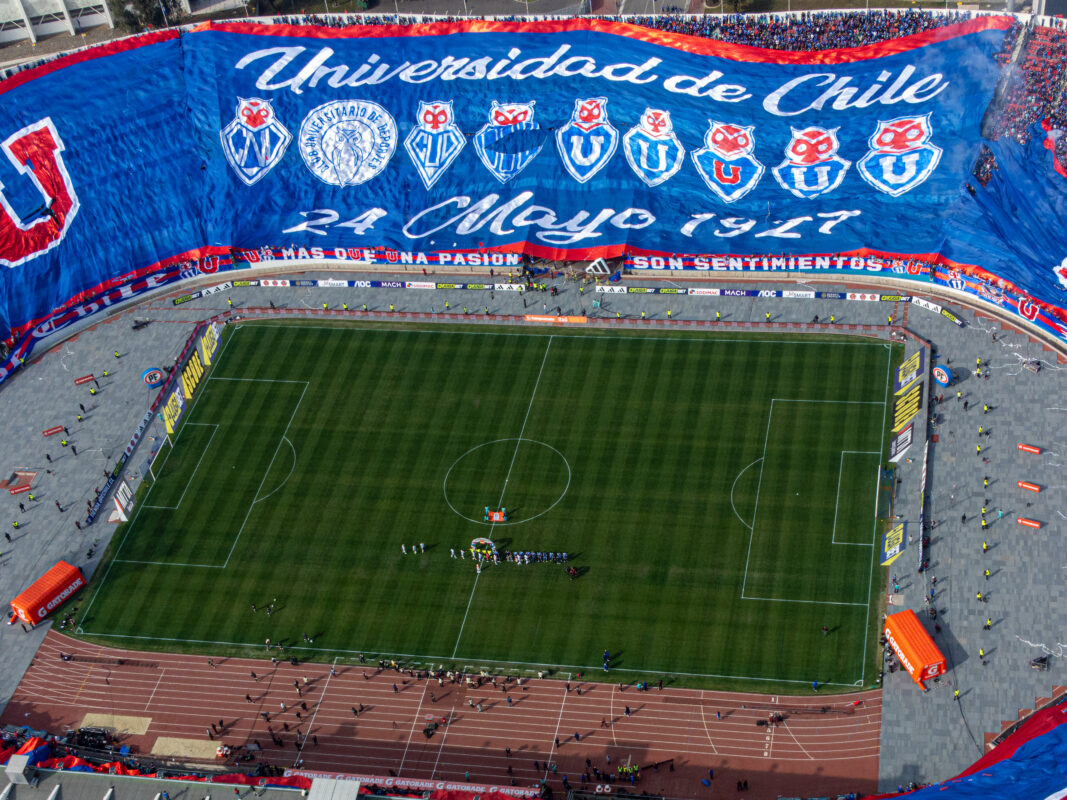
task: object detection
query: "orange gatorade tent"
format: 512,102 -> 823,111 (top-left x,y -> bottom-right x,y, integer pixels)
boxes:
884,609 -> 947,688
10,560 -> 85,625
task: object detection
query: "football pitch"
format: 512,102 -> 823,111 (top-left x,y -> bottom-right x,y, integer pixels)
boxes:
78,322 -> 898,691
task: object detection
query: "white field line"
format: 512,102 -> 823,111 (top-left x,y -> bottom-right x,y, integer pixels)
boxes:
223,382 -> 309,567
252,437 -> 297,507
830,451 -> 845,546
210,377 -> 308,383
78,328 -> 239,625
543,675 -> 571,781
148,422 -> 213,485
770,399 -> 883,404
698,690 -> 720,755
115,559 -> 224,569
70,630 -> 862,686
784,718 -> 826,760
451,571 -> 480,659
454,336 -> 553,658
741,597 -> 867,607
729,458 -> 762,531
146,424 -> 218,512
859,345 -> 894,684
239,323 -> 890,349
831,451 -> 880,546
740,402 -> 775,599
497,335 -> 555,508
296,657 -> 334,762
429,706 -> 456,778
743,399 -> 885,606
397,680 -> 429,776
145,669 -> 165,711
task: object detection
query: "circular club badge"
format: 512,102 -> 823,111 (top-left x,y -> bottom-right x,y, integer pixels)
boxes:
932,366 -> 953,386
141,367 -> 165,388
298,100 -> 397,187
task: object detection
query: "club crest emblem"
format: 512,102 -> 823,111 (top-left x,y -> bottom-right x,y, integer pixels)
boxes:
857,114 -> 942,197
404,100 -> 465,190
473,101 -> 545,183
772,126 -> 850,199
298,100 -> 397,187
692,121 -> 764,203
622,108 -> 684,188
220,98 -> 292,186
555,97 -> 618,184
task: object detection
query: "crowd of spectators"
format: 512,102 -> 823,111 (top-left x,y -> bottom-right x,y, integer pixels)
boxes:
616,9 -> 972,50
269,9 -> 973,50
985,22 -> 1067,144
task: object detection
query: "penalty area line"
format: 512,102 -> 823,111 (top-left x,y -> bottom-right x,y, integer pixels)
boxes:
77,327 -> 242,629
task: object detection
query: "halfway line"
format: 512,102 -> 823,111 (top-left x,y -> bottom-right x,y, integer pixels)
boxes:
497,335 -> 554,506
454,335 -> 554,658
451,572 -> 480,658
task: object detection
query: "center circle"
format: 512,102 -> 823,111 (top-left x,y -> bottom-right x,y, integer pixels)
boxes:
443,438 -> 571,526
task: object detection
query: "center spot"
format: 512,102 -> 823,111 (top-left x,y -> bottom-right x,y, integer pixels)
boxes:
443,438 -> 571,526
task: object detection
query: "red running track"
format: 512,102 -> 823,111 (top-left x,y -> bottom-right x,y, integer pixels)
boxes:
2,632 -> 880,800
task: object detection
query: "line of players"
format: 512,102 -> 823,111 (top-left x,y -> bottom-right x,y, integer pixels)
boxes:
506,550 -> 569,565
450,547 -> 569,565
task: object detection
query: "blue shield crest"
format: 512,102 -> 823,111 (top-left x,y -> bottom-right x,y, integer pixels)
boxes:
404,100 -> 465,190
220,98 -> 292,186
772,126 -> 851,200
473,101 -> 544,183
857,115 -> 942,197
623,108 -> 684,188
555,98 -> 618,184
691,121 -> 764,203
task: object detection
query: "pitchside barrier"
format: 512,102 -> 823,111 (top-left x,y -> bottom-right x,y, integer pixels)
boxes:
200,277 -> 968,329
188,277 -> 965,345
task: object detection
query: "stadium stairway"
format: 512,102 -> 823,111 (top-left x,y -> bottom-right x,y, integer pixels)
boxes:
984,685 -> 1067,751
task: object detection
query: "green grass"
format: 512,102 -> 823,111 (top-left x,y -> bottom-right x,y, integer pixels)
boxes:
76,322 -> 897,693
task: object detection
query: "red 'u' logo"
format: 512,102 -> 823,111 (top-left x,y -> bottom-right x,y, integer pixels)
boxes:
0,118 -> 79,268
713,160 -> 741,185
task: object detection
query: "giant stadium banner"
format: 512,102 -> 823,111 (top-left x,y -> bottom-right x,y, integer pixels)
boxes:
1,15 -> 1066,382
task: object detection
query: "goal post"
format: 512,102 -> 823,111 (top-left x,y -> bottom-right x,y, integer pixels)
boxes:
148,433 -> 172,482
